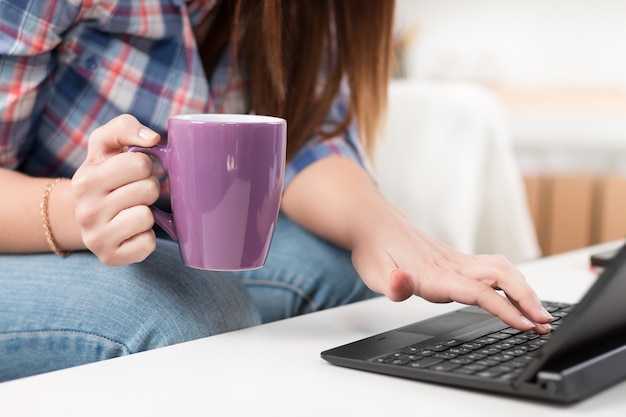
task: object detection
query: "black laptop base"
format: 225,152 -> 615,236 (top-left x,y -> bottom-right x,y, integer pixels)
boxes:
321,304 -> 626,404
322,243 -> 626,404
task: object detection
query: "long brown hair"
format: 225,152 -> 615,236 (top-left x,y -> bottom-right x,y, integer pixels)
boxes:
199,0 -> 395,161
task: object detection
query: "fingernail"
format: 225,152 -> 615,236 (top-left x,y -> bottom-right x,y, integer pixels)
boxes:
537,322 -> 552,332
139,128 -> 157,141
539,306 -> 554,321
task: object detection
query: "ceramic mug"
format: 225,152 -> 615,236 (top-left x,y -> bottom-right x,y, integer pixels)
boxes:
130,114 -> 286,270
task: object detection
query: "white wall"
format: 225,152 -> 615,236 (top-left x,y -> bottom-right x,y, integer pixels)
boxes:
397,0 -> 626,90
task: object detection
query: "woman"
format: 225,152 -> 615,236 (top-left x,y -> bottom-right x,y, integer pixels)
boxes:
0,0 -> 552,382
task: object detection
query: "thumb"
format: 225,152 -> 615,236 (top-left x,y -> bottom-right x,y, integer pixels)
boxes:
353,248 -> 414,302
85,114 -> 160,164
387,268 -> 415,302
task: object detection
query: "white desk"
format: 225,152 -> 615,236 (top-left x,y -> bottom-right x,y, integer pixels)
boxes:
1,241 -> 625,416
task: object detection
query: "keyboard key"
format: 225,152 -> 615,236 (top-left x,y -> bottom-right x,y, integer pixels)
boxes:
461,342 -> 483,350
434,352 -> 458,360
406,357 -> 442,368
448,347 -> 473,355
488,332 -> 513,340
443,339 -> 465,347
491,354 -> 514,362
477,347 -> 502,356
503,348 -> 529,357
423,343 -> 451,352
464,353 -> 487,361
450,357 -> 474,365
477,368 -> 506,378
429,362 -> 461,372
500,327 -> 522,335
475,337 -> 500,345
460,363 -> 488,372
475,359 -> 500,367
491,342 -> 515,350
400,346 -> 436,356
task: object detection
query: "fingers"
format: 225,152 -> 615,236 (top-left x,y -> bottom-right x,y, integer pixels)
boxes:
74,175 -> 159,239
86,205 -> 157,266
459,254 -> 553,331
72,115 -> 162,266
84,114 -> 159,164
73,151 -> 157,202
418,269 -> 552,333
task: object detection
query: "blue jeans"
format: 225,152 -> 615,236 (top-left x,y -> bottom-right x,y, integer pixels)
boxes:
238,213 -> 378,323
0,213 -> 376,382
0,238 -> 261,382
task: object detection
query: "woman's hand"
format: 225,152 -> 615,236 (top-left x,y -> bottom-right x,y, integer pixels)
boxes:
281,155 -> 553,334
72,115 -> 161,266
350,203 -> 553,334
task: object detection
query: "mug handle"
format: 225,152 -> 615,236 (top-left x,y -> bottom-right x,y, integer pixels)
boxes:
127,145 -> 178,242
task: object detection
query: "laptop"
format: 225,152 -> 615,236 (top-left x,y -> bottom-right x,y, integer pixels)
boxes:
321,243 -> 626,404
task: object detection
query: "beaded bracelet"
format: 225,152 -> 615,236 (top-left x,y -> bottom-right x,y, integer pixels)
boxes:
40,178 -> 72,257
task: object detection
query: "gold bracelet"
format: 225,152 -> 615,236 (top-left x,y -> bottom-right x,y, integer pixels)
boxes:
40,178 -> 72,257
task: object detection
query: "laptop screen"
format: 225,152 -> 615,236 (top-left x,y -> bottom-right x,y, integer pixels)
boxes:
517,242 -> 626,383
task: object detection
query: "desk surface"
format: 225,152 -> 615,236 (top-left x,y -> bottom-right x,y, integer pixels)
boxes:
1,241 -> 625,416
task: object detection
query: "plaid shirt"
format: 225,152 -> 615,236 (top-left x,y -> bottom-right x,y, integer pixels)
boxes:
0,0 -> 365,191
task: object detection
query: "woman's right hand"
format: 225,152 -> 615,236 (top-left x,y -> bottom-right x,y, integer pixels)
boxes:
72,114 -> 162,266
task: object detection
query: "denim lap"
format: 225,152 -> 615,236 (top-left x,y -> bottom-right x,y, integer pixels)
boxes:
236,213 -> 379,323
0,239 -> 261,382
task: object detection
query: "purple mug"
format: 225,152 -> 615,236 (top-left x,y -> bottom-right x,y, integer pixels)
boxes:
130,114 -> 286,270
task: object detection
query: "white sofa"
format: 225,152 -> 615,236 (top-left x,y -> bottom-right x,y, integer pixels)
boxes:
374,79 -> 540,262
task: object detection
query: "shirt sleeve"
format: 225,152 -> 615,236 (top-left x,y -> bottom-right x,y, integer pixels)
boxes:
284,78 -> 372,188
0,0 -> 79,169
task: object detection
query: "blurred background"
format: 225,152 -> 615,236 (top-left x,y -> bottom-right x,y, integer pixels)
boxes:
375,0 -> 626,261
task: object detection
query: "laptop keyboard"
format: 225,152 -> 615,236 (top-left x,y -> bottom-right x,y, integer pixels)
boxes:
371,302 -> 572,381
